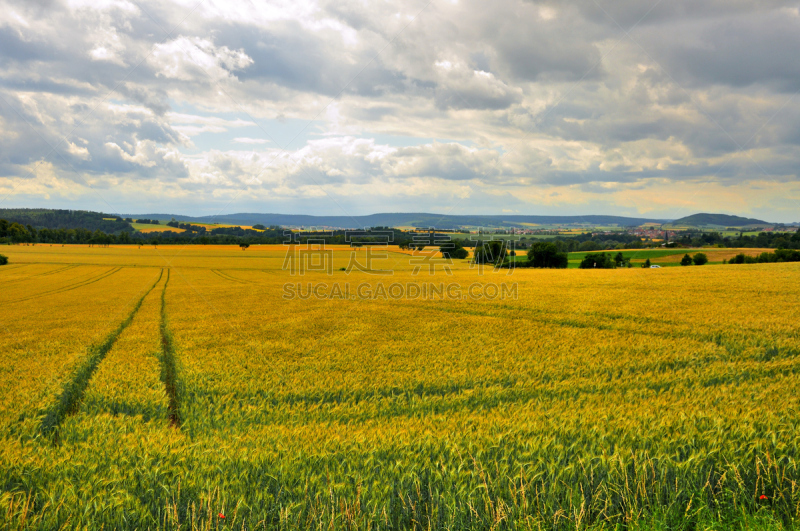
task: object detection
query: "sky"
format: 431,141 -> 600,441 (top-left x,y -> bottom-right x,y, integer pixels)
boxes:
0,0 -> 799,222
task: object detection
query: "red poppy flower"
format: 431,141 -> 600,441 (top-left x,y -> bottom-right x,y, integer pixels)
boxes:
218,512 -> 226,518
759,495 -> 768,500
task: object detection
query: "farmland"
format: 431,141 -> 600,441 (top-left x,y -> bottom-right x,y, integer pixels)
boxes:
1,244 -> 799,530
130,221 -> 262,234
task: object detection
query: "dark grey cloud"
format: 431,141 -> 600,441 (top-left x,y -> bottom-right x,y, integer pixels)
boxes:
549,0 -> 793,30
634,10 -> 800,91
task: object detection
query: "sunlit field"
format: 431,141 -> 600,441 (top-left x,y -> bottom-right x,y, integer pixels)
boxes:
1,244 -> 799,530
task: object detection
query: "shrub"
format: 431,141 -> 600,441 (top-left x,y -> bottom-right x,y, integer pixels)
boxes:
680,254 -> 693,266
730,253 -> 758,264
0,254 -> 7,265
693,253 -> 708,266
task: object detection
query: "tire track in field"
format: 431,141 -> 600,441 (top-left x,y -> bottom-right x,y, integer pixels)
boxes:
211,269 -> 252,284
158,270 -> 182,427
39,269 -> 164,439
7,267 -> 122,304
32,264 -> 80,277
0,264 -> 28,274
0,264 -> 80,287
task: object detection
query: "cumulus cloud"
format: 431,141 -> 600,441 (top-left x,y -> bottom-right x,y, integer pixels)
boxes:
150,37 -> 253,81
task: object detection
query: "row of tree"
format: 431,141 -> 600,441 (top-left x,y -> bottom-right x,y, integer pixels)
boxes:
727,249 -> 800,264
677,230 -> 800,249
0,209 -> 132,233
578,252 -> 631,269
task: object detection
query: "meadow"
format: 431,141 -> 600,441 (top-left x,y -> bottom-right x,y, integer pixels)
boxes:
1,244 -> 799,530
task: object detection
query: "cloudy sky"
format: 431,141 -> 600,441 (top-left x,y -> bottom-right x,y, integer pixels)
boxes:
1,0 -> 799,221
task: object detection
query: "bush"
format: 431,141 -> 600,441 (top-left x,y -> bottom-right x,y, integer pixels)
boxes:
680,254 -> 692,266
0,254 -> 7,265
693,253 -> 708,266
730,253 -> 758,264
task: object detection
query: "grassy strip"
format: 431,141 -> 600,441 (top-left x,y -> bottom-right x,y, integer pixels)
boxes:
39,269 -> 164,438
158,269 -> 182,427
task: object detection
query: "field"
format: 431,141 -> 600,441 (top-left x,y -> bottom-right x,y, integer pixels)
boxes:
1,244 -> 799,530
131,222 -> 184,233
131,222 -> 259,233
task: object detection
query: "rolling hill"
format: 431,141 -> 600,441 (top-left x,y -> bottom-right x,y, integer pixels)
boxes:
667,213 -> 769,227
126,212 -> 670,229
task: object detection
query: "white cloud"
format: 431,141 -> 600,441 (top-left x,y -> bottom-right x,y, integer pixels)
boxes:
150,37 -> 253,81
233,137 -> 270,144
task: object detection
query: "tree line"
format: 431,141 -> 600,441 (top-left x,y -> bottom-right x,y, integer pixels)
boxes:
727,249 -> 800,264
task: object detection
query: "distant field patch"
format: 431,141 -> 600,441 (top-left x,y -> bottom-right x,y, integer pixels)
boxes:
131,223 -> 184,233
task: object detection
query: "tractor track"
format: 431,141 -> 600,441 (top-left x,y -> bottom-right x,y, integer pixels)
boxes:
158,270 -> 182,427
8,267 -> 122,304
39,269 -> 164,439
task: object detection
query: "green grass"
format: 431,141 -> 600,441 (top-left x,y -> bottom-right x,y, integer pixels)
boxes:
567,249 -> 699,262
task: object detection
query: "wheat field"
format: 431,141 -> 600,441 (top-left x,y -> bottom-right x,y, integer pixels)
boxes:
1,244 -> 799,530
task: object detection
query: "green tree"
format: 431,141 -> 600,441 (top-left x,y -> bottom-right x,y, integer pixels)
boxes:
680,254 -> 693,266
440,240 -> 468,260
527,242 -> 568,268
239,243 -> 250,250
693,253 -> 708,266
472,241 -> 507,265
7,222 -> 28,243
579,253 -> 615,269
0,254 -> 7,265
643,258 -> 651,268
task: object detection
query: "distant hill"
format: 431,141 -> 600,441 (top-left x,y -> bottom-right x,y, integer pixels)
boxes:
5,208 -> 779,231
128,212 -> 669,229
668,213 -> 768,227
0,208 -> 132,233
